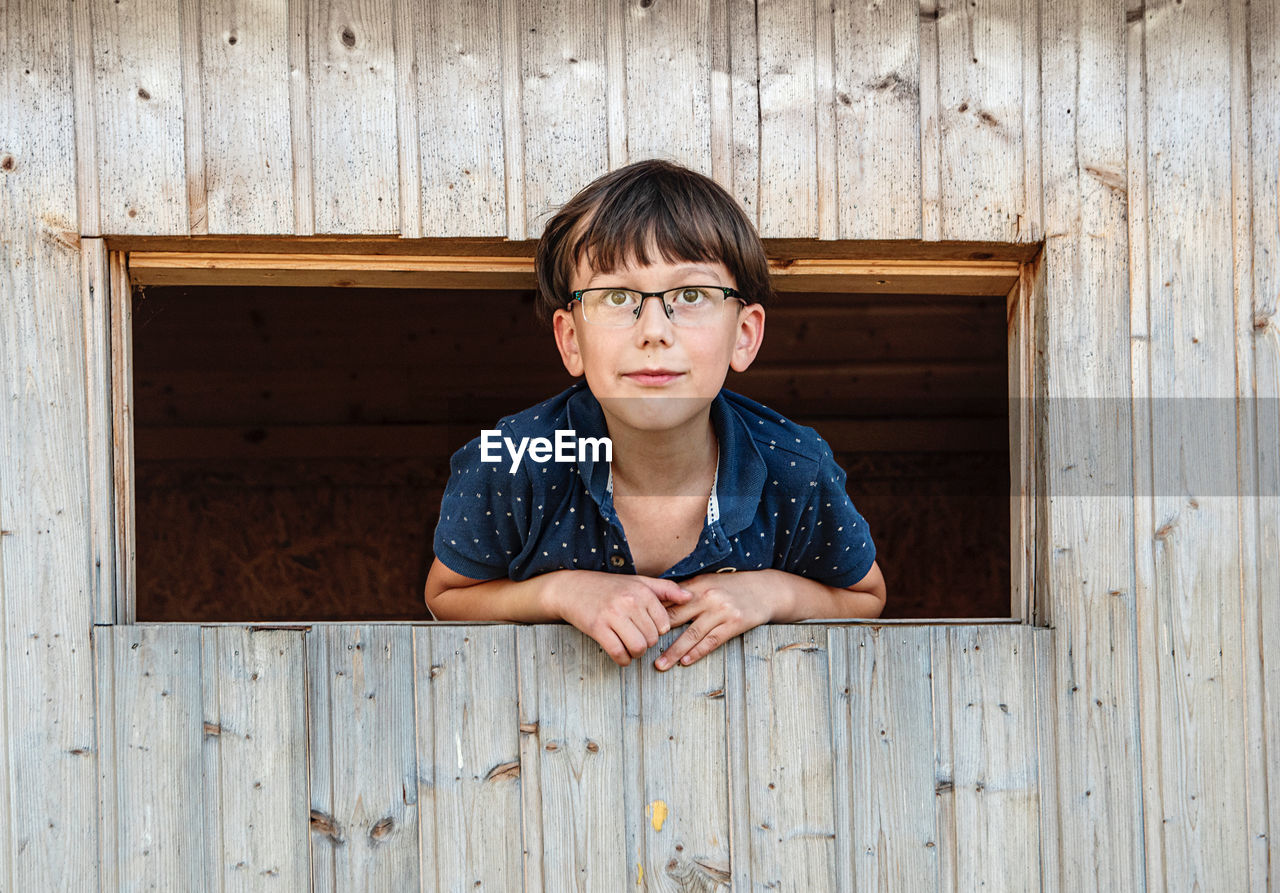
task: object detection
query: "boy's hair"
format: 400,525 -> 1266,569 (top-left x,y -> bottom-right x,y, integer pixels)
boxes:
533,159 -> 776,325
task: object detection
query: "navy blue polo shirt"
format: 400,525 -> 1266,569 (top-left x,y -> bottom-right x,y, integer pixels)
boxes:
432,382 -> 876,588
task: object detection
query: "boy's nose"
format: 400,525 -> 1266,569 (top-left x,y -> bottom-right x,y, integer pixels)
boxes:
634,294 -> 676,342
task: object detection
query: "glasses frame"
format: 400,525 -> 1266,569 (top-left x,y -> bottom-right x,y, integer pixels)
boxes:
567,284 -> 748,327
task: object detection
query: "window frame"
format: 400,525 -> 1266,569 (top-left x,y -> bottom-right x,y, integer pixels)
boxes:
97,238 -> 1044,626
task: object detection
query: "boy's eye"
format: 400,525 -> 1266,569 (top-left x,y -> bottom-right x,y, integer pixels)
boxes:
675,287 -> 709,304
602,289 -> 635,306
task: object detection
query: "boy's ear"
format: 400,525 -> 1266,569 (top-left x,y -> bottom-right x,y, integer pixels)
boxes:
552,307 -> 585,377
729,303 -> 766,373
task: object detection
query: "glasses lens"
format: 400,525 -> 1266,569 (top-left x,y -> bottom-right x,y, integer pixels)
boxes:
664,286 -> 723,326
580,288 -> 641,326
578,287 -> 727,327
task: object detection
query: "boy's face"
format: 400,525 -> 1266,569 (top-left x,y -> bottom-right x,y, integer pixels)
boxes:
552,245 -> 765,434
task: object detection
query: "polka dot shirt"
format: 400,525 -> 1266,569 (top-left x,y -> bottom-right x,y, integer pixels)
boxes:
432,382 -> 876,587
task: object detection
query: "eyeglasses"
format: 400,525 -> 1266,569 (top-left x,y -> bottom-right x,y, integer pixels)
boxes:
568,285 -> 747,328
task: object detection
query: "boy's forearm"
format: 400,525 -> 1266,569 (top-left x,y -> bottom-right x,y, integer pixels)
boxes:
429,573 -> 565,623
764,569 -> 885,623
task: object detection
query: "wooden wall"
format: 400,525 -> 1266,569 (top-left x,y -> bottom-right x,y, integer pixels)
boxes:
0,0 -> 1275,889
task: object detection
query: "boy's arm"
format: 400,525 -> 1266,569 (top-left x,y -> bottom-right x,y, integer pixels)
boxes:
424,558 -> 694,666
655,561 -> 885,670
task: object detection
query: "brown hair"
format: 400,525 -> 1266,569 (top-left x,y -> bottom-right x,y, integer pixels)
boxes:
533,159 -> 775,325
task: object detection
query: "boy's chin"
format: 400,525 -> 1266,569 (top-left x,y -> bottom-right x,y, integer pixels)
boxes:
596,394 -> 712,432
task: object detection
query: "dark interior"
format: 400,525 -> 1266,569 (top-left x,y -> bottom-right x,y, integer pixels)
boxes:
131,283 -> 1010,621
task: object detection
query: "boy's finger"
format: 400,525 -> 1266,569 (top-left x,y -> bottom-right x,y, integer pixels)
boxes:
654,624 -> 703,671
645,577 -> 693,604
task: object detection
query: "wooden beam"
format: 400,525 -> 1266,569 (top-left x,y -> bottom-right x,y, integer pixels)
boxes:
126,249 -> 1020,295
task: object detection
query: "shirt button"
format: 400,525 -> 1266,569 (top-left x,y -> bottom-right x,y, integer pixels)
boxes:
609,555 -> 626,568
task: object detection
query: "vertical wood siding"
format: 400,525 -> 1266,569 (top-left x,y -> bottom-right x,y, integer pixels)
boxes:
0,0 -> 1275,889
92,623 -> 1047,891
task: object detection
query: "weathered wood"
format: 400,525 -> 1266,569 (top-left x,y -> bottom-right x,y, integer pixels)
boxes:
946,625 -> 1042,892
1,8 -> 98,885
1141,0 -> 1252,888
417,625 -> 522,889
1230,0 -> 1273,885
722,0 -> 761,225
833,0 -> 922,240
936,0 -> 1027,241
624,0 -> 713,175
99,626 -> 208,891
516,0 -> 608,238
125,249 -> 1021,296
88,0 -> 188,234
414,0 -> 507,237
307,0 -> 399,234
1249,0 -> 1280,883
1037,3 -> 1145,892
82,240 -> 117,624
622,630 -> 731,891
111,251 -> 137,623
306,625 -> 420,891
515,624 -> 628,891
197,0 -> 295,234
741,625 -> 837,889
202,627 -> 311,890
828,626 -> 938,891
755,0 -> 817,238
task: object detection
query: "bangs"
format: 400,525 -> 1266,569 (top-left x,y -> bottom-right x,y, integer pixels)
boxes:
569,180 -> 731,278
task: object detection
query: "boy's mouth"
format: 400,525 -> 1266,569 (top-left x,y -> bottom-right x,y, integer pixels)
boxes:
623,369 -> 684,386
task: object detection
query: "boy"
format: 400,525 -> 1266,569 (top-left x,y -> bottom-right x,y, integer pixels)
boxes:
424,159 -> 885,670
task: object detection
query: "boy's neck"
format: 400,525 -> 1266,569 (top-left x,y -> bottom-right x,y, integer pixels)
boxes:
603,405 -> 718,497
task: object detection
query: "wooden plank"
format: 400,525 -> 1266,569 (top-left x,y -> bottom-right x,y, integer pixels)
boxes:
946,626 -> 1041,892
306,625 -> 421,891
1141,0 -> 1251,888
517,0 -> 608,238
755,0 -> 817,237
180,0 -> 207,233
929,627 -> 957,893
814,0 -> 838,240
515,625 -> 627,891
829,626 -> 938,891
0,11 -> 98,880
125,250 -> 1021,295
197,0 -> 295,234
1032,624 -> 1062,892
500,0 -> 526,238
82,240 -> 117,624
69,0 -> 102,236
204,627 -> 311,890
919,0 -> 943,241
1036,2 -> 1145,891
1249,0 -> 1280,882
623,0 -> 713,174
935,0 -> 1026,241
414,0 -> 507,237
624,630 -> 731,890
89,0 -> 188,234
102,625 -> 208,891
93,626 -> 121,893
392,0 -> 422,238
1230,0 -> 1273,885
725,0 -> 761,226
724,636 -> 752,891
417,625 -> 522,890
111,251 -> 138,623
741,625 -> 837,889
287,0 -> 316,234
832,0 -> 922,239
306,0 -> 399,234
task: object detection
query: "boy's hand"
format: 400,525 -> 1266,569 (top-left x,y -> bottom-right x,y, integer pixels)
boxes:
653,570 -> 782,671
546,571 -> 694,667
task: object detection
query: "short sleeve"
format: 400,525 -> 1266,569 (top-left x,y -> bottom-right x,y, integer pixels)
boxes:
782,450 -> 876,588
432,428 -> 532,580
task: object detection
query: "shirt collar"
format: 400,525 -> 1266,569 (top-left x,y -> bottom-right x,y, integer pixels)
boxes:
565,383 -> 767,536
